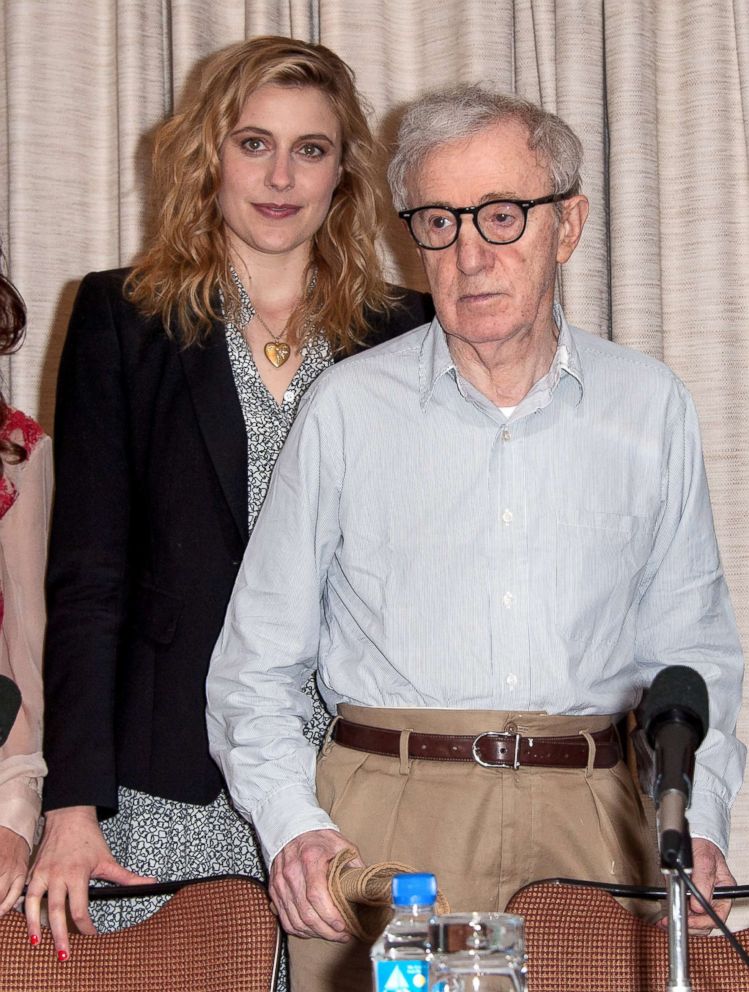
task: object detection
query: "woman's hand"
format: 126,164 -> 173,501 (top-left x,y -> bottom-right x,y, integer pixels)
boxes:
0,825 -> 30,917
24,806 -> 155,959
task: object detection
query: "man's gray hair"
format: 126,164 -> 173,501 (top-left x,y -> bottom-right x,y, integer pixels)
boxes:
387,84 -> 583,211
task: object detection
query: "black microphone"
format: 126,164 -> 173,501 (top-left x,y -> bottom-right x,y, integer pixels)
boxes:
641,665 -> 709,869
0,674 -> 22,746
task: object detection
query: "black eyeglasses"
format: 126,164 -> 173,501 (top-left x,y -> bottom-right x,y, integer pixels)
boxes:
398,192 -> 573,250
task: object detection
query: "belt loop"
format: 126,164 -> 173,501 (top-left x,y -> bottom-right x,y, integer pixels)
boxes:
399,729 -> 413,775
580,730 -> 596,778
322,715 -> 340,756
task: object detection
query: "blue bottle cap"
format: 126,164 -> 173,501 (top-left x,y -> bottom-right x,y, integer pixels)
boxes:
391,873 -> 438,906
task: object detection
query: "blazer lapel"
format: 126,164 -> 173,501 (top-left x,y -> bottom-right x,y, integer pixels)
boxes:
178,320 -> 249,546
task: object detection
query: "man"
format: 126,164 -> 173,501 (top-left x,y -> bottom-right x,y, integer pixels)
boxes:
207,86 -> 745,992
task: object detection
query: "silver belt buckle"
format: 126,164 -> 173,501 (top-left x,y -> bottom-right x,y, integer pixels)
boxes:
471,731 -> 522,769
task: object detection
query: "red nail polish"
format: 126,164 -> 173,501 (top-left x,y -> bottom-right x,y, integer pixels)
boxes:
29,934 -> 39,946
57,949 -> 69,963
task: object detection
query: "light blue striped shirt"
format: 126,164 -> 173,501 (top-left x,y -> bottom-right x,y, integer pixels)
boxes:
207,306 -> 745,864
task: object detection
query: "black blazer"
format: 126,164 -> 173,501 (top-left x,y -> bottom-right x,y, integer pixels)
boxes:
42,268 -> 433,814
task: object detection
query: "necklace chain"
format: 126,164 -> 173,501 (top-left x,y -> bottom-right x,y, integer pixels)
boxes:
228,264 -> 318,339
251,307 -> 286,344
227,264 -> 318,368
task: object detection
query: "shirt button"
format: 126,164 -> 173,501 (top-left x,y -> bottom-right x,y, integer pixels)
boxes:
506,673 -> 518,688
502,591 -> 514,608
501,508 -> 513,525
283,389 -> 295,403
500,426 -> 511,442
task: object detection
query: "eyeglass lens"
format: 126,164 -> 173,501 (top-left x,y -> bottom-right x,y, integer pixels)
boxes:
410,201 -> 527,248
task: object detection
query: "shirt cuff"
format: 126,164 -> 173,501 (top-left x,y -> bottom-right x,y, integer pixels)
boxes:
252,782 -> 339,867
686,787 -> 731,856
0,778 -> 42,850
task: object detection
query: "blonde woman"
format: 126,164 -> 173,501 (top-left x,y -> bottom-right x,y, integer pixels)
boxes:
26,36 -> 431,965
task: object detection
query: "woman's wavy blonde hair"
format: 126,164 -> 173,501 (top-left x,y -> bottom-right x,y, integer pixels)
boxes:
126,36 -> 391,351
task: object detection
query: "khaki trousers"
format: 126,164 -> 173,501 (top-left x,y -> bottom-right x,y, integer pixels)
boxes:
289,705 -> 659,992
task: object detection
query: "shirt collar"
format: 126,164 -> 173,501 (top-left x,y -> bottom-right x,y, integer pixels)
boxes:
549,301 -> 584,403
419,301 -> 584,411
419,317 -> 461,410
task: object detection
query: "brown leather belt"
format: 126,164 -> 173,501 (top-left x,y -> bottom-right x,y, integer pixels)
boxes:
331,718 -> 621,770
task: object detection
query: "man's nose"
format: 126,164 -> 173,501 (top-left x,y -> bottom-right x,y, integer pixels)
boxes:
266,154 -> 294,192
454,219 -> 494,275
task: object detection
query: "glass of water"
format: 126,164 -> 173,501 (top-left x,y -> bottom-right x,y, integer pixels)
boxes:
427,912 -> 527,992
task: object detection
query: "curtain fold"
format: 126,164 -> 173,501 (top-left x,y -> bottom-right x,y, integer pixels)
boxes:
512,0 -> 609,335
603,0 -> 662,358
2,0 -> 749,917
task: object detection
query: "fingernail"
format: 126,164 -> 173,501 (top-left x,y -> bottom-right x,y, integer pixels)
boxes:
29,934 -> 39,946
58,950 -> 69,963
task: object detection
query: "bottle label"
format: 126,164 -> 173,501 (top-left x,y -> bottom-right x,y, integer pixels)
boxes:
375,960 -> 429,991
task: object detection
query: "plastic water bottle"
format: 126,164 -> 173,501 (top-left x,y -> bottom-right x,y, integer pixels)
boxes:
370,872 -> 438,992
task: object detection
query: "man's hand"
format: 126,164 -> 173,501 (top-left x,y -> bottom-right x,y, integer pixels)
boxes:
269,829 -> 363,942
656,837 -> 734,933
0,826 -> 30,917
24,806 -> 155,958
685,837 -> 735,932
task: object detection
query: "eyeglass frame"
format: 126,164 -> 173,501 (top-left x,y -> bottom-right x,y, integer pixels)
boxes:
397,191 -> 574,250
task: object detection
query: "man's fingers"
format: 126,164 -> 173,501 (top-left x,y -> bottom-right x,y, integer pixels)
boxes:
269,829 -> 363,941
269,892 -> 299,936
685,837 -> 735,933
279,893 -> 322,939
687,893 -> 730,930
686,913 -> 720,933
270,876 -> 320,939
303,870 -> 348,933
295,898 -> 349,941
271,865 -> 349,941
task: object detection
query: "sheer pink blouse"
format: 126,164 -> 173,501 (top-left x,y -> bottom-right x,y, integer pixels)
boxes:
0,409 -> 51,849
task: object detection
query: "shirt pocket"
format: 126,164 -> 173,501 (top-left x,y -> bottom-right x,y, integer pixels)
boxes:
555,508 -> 649,646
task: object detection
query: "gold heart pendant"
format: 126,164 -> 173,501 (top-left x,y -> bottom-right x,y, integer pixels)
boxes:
264,341 -> 291,368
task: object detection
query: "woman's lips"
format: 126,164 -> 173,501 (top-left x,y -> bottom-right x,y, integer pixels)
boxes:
252,203 -> 302,219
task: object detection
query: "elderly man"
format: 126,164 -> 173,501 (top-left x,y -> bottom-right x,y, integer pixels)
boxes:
207,86 -> 745,992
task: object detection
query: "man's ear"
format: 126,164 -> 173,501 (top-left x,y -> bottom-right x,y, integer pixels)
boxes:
556,194 -> 589,264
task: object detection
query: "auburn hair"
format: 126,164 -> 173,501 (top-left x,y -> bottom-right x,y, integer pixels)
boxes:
126,35 -> 391,351
0,271 -> 28,470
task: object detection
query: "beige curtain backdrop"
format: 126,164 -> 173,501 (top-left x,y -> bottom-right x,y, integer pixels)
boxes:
2,0 -> 749,919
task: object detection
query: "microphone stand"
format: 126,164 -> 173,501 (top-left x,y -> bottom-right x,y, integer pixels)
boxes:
662,825 -> 693,992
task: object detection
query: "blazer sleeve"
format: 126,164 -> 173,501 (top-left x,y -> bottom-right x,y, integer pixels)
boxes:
42,271 -> 134,815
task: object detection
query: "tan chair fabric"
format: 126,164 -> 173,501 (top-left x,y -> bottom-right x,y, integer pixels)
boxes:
506,879 -> 749,992
0,877 -> 279,992
326,847 -> 449,942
